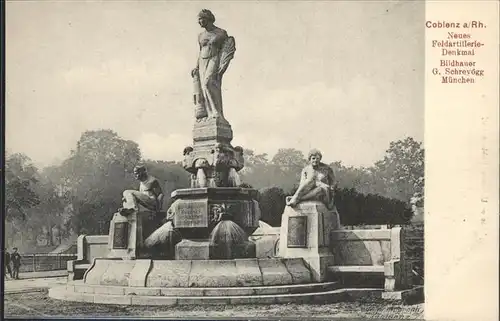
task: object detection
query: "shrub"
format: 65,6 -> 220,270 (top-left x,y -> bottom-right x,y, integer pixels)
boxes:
334,188 -> 413,226
256,186 -> 413,227
239,183 -> 254,188
257,187 -> 286,227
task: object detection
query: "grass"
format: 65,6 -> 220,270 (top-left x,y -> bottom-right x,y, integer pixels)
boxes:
4,291 -> 424,319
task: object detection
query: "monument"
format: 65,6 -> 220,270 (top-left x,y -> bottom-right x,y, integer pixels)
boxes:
163,9 -> 258,260
49,10 -> 352,306
104,9 -> 259,261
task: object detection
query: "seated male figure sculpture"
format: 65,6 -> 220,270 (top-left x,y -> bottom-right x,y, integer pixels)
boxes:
286,149 -> 336,210
119,165 -> 163,216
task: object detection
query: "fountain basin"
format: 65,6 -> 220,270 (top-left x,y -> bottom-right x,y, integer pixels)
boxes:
83,258 -> 311,288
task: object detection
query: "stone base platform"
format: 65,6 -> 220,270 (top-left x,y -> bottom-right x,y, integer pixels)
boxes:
49,280 -> 343,305
48,282 -> 394,305
48,257 -> 349,305
49,280 -> 339,305
49,257 -> 408,306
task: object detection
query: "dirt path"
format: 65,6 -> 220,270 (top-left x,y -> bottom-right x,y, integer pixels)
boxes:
4,292 -> 424,319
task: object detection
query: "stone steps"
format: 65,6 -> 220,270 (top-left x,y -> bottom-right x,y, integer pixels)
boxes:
49,283 -> 384,305
66,280 -> 341,297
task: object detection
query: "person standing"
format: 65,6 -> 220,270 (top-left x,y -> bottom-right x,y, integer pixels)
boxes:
10,248 -> 21,280
4,248 -> 13,279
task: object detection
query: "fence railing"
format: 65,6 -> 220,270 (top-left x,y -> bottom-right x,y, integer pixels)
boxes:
404,224 -> 424,285
16,253 -> 77,273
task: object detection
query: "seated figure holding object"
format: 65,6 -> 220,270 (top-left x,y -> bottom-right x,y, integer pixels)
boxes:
119,165 -> 163,216
286,149 -> 336,210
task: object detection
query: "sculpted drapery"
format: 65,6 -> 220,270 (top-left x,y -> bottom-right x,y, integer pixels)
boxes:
192,9 -> 236,121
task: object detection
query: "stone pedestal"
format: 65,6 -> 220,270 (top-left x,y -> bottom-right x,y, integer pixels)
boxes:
107,209 -> 162,259
170,188 -> 260,238
192,117 -> 233,147
168,187 -> 261,260
182,117 -> 244,189
278,201 -> 341,282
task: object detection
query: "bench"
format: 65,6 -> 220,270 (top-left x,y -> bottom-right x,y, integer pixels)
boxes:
328,227 -> 410,291
67,235 -> 109,281
329,265 -> 385,273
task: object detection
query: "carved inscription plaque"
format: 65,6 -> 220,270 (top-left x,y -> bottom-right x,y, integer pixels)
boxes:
175,201 -> 208,228
287,216 -> 307,248
113,222 -> 128,249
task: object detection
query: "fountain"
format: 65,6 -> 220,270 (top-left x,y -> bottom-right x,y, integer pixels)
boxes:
48,9 -> 347,305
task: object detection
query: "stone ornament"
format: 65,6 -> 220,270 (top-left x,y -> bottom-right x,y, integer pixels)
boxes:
182,144 -> 245,188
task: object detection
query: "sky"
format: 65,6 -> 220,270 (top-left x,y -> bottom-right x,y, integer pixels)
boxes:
6,1 -> 424,168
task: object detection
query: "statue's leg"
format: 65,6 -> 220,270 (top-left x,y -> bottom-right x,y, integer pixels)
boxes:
122,190 -> 139,210
201,58 -> 222,118
199,59 -> 213,118
287,179 -> 316,205
122,191 -> 156,212
300,186 -> 326,202
134,192 -> 158,211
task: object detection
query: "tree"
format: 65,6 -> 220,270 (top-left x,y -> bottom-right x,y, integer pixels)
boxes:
4,153 -> 40,221
239,148 -> 269,178
329,161 -> 386,196
144,160 -> 191,209
373,137 -> 424,202
26,173 -> 69,246
243,149 -> 269,167
5,153 -> 70,248
271,148 -> 306,169
54,130 -> 142,234
240,149 -> 273,188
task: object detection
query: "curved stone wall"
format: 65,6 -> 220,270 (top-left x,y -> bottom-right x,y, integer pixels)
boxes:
84,258 -> 313,288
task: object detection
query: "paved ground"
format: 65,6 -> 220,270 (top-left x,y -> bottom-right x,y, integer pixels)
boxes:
6,269 -> 68,280
4,276 -> 67,294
